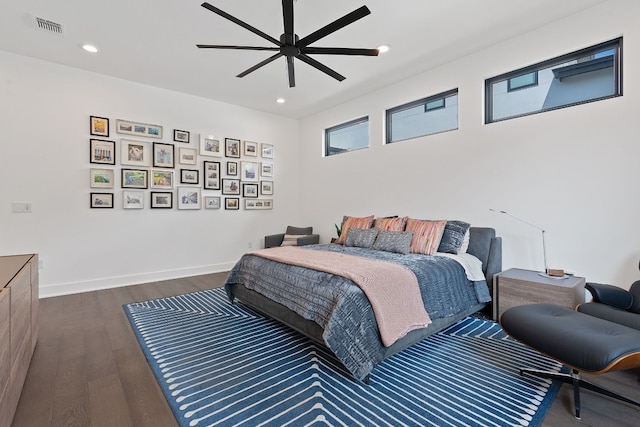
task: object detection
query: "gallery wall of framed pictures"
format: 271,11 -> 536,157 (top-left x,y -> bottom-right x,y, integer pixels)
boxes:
88,115 -> 274,211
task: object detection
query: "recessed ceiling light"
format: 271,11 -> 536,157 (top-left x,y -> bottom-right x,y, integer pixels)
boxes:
276,98 -> 286,104
82,44 -> 99,53
377,45 -> 390,54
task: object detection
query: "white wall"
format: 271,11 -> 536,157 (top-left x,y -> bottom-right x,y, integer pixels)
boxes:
0,51 -> 300,297
298,0 -> 640,287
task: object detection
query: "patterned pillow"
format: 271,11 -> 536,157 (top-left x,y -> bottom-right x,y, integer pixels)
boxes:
345,228 -> 379,248
336,215 -> 374,245
372,230 -> 413,254
405,219 -> 447,255
374,216 -> 408,231
281,234 -> 308,246
437,220 -> 471,254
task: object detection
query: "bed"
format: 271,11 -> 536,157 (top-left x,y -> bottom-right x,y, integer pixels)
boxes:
224,225 -> 502,382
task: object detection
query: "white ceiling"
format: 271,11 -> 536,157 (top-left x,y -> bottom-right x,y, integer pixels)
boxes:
0,0 -> 605,119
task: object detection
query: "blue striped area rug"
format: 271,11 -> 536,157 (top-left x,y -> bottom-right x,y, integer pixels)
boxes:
124,288 -> 561,427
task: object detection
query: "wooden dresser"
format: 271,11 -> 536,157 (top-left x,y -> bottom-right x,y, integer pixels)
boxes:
0,254 -> 39,426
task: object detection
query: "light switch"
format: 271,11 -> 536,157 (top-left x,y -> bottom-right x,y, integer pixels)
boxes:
11,202 -> 32,213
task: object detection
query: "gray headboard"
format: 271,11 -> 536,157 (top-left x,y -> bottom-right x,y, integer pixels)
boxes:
467,227 -> 502,287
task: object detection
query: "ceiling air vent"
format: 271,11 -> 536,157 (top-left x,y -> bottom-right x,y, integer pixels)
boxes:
32,16 -> 64,36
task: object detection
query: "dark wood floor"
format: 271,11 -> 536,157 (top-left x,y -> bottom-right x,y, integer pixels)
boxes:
12,273 -> 640,426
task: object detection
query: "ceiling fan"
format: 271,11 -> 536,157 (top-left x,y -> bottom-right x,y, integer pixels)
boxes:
197,1 -> 379,88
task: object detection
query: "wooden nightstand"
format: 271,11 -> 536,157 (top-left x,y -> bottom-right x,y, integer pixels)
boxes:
493,268 -> 585,321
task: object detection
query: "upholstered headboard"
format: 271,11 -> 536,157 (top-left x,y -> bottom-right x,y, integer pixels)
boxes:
467,227 -> 502,287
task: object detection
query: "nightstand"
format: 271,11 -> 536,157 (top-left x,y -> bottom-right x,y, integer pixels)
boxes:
493,268 -> 585,321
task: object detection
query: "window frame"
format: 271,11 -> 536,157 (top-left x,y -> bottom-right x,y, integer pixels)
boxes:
324,116 -> 369,157
485,37 -> 622,124
385,88 -> 459,144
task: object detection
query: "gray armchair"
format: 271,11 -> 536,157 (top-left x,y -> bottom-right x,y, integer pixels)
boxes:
264,226 -> 319,248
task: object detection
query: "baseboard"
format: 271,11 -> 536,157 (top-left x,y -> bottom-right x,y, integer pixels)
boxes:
39,262 -> 235,298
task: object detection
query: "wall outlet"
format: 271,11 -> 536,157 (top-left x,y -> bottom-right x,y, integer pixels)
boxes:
11,202 -> 32,213
248,241 -> 253,249
38,258 -> 45,269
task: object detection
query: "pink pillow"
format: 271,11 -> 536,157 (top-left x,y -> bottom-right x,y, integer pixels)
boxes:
405,219 -> 447,255
374,216 -> 408,231
336,215 -> 374,245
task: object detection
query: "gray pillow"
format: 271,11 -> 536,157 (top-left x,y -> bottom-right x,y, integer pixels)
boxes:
345,227 -> 378,248
438,220 -> 471,254
372,230 -> 413,254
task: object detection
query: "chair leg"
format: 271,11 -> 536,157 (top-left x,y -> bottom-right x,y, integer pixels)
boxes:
520,368 -> 640,419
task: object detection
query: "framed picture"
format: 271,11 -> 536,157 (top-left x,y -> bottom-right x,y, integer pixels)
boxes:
204,196 -> 221,209
180,169 -> 199,184
222,178 -> 240,195
153,142 -> 175,168
123,190 -> 144,209
226,161 -> 238,176
151,170 -> 174,189
116,119 -> 163,138
121,139 -> 151,167
242,183 -> 259,198
121,168 -> 148,189
90,168 -> 114,188
225,138 -> 241,158
150,192 -> 173,209
199,134 -> 222,157
203,161 -> 220,190
179,147 -> 197,165
244,199 -> 273,210
261,143 -> 274,158
90,139 -> 115,165
240,161 -> 259,182
178,186 -> 201,210
225,197 -> 240,210
260,180 -> 273,195
173,129 -> 190,143
261,162 -> 274,177
243,141 -> 258,157
90,116 -> 109,137
90,192 -> 113,208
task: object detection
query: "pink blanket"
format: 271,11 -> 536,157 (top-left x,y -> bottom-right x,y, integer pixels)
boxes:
251,246 -> 432,347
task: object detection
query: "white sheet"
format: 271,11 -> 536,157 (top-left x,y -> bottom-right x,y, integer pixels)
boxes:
435,252 -> 486,281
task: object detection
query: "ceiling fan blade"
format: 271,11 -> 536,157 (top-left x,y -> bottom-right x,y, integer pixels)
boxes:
201,2 -> 281,46
297,54 -> 346,82
297,6 -> 371,48
197,45 -> 280,51
236,53 -> 283,78
282,0 -> 294,42
286,56 -> 295,88
302,47 -> 379,56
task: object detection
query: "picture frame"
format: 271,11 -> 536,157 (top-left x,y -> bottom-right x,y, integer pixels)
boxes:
153,142 -> 175,168
90,168 -> 114,189
123,190 -> 144,209
225,138 -> 241,158
116,119 -> 163,138
204,196 -> 221,209
242,183 -> 259,198
225,197 -> 240,210
151,170 -> 174,189
240,161 -> 259,182
90,139 -> 115,165
226,161 -> 237,176
178,186 -> 201,210
173,129 -> 190,143
199,134 -> 222,157
260,180 -> 273,196
180,169 -> 199,184
261,143 -> 274,158
150,192 -> 173,209
261,161 -> 274,177
90,116 -> 109,137
121,139 -> 151,167
179,147 -> 197,165
243,141 -> 258,157
121,168 -> 148,189
222,178 -> 240,195
244,198 -> 273,210
203,161 -> 220,190
90,192 -> 113,208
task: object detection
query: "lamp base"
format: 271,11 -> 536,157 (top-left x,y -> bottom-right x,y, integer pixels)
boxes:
539,269 -> 569,279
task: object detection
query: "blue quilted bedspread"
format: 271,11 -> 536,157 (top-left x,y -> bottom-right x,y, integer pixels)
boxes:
225,244 -> 490,380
